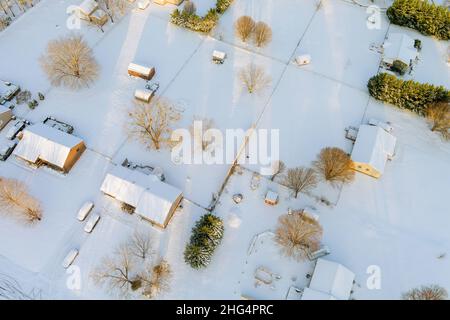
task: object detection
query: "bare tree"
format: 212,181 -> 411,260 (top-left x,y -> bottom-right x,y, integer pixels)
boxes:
239,63 -> 271,94
40,34 -> 99,90
127,99 -> 182,150
190,116 -> 215,151
128,231 -> 154,260
141,260 -> 172,299
275,213 -> 323,261
427,101 -> 450,140
91,245 -> 142,298
313,147 -> 354,186
253,21 -> 272,47
270,160 -> 286,181
282,167 -> 318,198
0,178 -> 42,224
402,285 -> 448,300
235,16 -> 255,42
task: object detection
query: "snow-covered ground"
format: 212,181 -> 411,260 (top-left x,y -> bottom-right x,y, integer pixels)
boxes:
0,0 -> 449,300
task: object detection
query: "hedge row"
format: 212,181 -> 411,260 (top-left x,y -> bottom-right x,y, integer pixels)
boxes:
171,0 -> 234,33
386,0 -> 450,40
367,73 -> 449,116
184,213 -> 224,269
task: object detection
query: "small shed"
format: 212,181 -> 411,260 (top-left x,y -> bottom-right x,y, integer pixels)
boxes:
307,258 -> 355,300
212,50 -> 226,64
264,190 -> 279,205
100,166 -> 183,228
0,80 -> 20,104
0,105 -> 12,130
13,123 -> 86,172
382,33 -> 418,66
134,89 -> 153,103
128,63 -> 155,80
351,125 -> 397,178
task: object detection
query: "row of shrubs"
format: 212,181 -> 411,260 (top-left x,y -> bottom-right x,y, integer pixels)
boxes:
367,73 -> 449,116
171,0 -> 234,33
386,0 -> 450,40
184,213 -> 224,269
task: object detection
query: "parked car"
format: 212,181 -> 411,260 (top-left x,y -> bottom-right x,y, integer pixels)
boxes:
5,120 -> 25,140
84,214 -> 100,233
62,249 -> 79,269
77,201 -> 94,221
0,142 -> 17,161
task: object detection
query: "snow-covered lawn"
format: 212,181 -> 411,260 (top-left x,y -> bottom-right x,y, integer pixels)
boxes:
0,0 -> 449,300
0,150 -> 110,273
215,0 -> 319,63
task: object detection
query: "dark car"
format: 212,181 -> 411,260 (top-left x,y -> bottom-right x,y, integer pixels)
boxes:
0,142 -> 17,161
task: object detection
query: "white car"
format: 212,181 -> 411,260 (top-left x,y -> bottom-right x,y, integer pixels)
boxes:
77,201 -> 94,221
84,213 -> 100,233
62,249 -> 79,269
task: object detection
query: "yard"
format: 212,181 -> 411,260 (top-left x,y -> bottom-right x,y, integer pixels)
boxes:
0,0 -> 449,300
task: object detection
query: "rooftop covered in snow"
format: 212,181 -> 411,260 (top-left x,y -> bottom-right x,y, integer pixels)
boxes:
306,258 -> 355,300
351,125 -> 396,178
13,123 -> 86,172
100,166 -> 183,228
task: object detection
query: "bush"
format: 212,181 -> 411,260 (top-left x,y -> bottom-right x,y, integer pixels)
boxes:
171,0 -> 234,33
367,73 -> 449,116
386,0 -> 450,40
171,8 -> 218,33
216,0 -> 233,14
184,213 -> 224,269
391,60 -> 409,76
414,39 -> 422,51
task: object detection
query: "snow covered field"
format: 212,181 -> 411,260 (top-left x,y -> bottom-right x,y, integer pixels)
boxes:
0,0 -> 449,300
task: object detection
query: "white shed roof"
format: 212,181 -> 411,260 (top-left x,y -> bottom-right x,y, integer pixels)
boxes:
13,123 -> 84,168
351,125 -> 396,175
382,33 -> 417,65
308,258 -> 355,300
100,166 -> 182,226
78,0 -> 98,15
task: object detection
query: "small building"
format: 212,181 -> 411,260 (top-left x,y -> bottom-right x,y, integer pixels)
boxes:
302,258 -> 355,300
0,80 -> 20,104
13,123 -> 86,172
100,166 -> 183,228
382,33 -> 418,67
351,125 -> 397,178
0,105 -> 12,130
264,190 -> 279,206
134,89 -> 153,103
128,63 -> 155,80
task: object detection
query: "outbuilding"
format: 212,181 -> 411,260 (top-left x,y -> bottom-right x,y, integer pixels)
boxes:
351,125 -> 397,178
100,166 -> 183,228
13,123 -> 86,172
382,33 -> 418,67
0,105 -> 12,130
303,258 -> 355,300
128,63 -> 155,80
